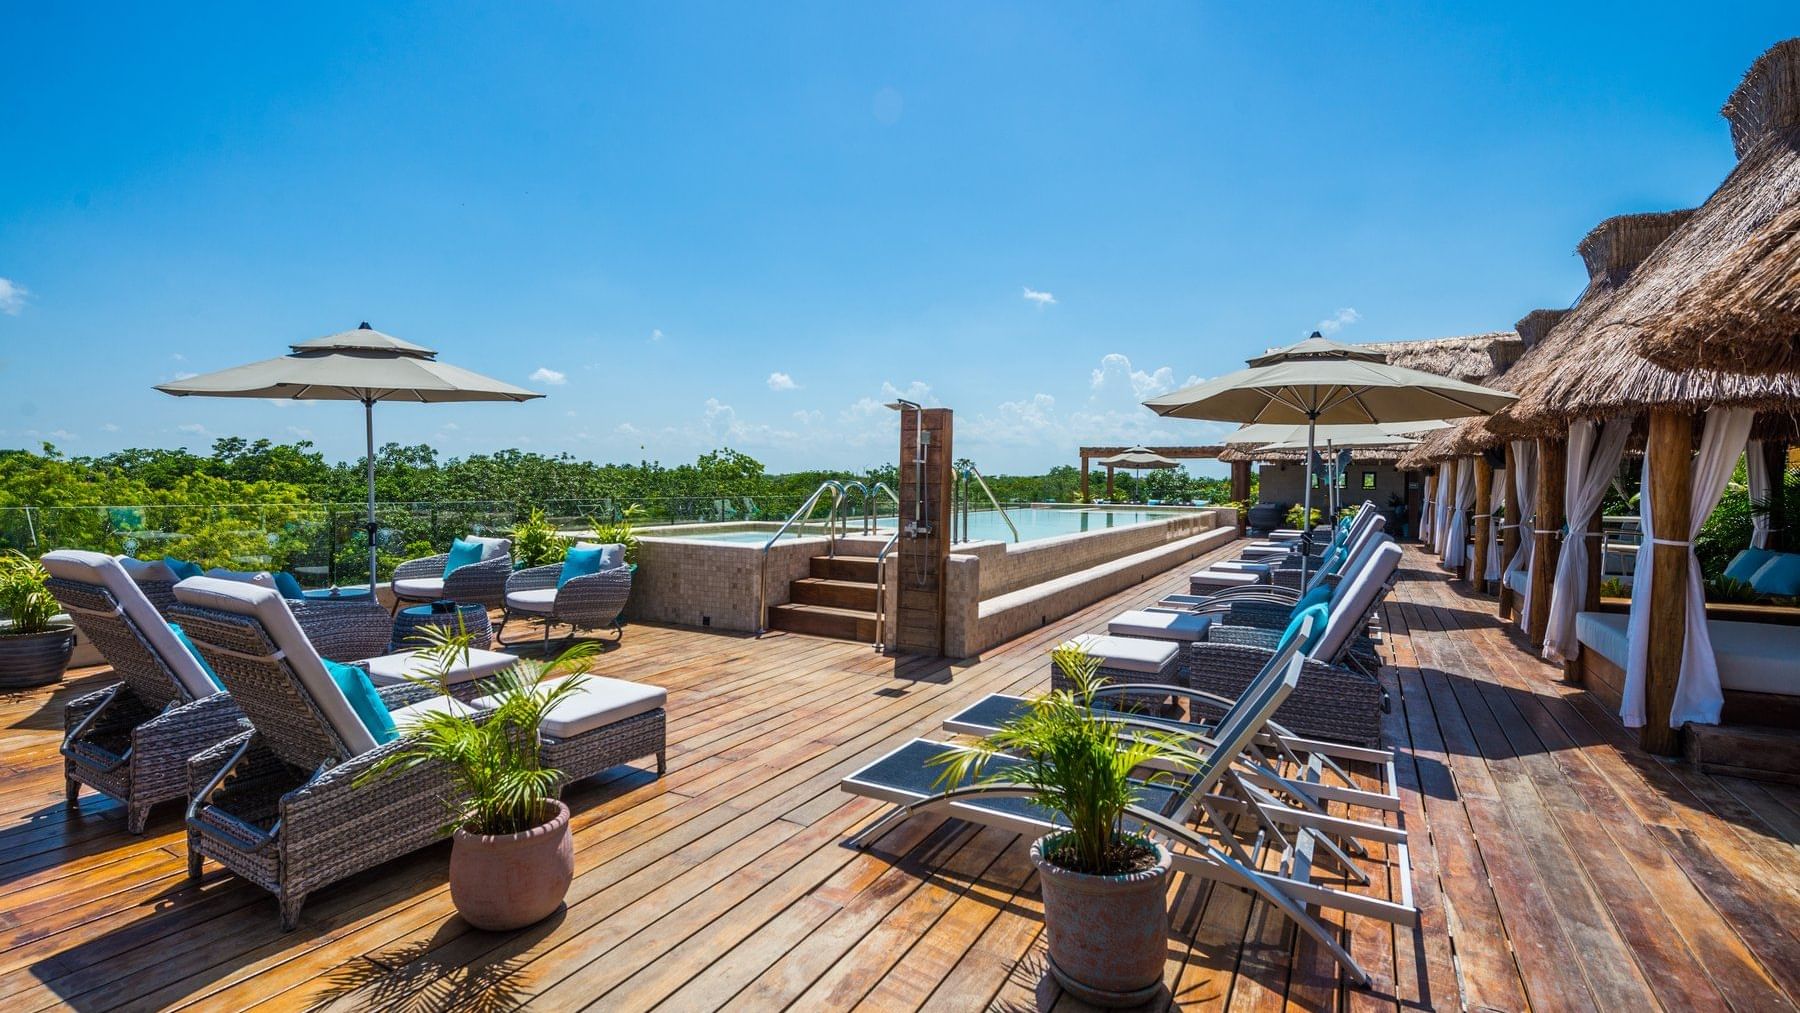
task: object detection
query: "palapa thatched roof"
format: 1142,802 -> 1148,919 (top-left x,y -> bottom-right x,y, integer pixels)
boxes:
1514,309 -> 1569,350
1358,332 -> 1524,385
1502,39 -> 1800,430
1221,444 -> 1407,465
1638,198 -> 1800,374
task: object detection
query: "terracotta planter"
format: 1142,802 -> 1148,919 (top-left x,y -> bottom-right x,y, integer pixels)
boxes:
0,622 -> 76,689
450,799 -> 573,931
1032,835 -> 1173,1007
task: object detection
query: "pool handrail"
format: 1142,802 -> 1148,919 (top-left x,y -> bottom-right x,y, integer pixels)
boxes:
871,528 -> 901,653
756,480 -> 845,637
961,464 -> 1019,543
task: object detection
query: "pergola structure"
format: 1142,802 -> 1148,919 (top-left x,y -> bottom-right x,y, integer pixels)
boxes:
1075,445 -> 1234,500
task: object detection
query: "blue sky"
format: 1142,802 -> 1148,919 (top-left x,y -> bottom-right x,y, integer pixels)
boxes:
2,3 -> 1793,477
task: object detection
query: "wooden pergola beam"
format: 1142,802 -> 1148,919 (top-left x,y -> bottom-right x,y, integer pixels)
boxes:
1078,445 -> 1227,502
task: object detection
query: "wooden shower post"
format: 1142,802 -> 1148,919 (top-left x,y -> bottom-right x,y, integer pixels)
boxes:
1641,410 -> 1695,756
1527,436 -> 1566,646
1499,443 -> 1521,618
1471,457 -> 1493,590
894,407 -> 954,657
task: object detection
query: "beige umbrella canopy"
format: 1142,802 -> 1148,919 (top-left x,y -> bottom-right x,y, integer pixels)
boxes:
1094,446 -> 1180,468
1224,421 -> 1446,447
157,323 -> 543,587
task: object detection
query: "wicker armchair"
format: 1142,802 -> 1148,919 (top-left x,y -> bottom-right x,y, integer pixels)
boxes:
499,563 -> 632,649
42,551 -> 245,834
169,579 -> 467,930
391,537 -> 513,612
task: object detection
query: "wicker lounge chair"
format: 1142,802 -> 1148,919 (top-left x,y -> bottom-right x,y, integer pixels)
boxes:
391,535 -> 513,612
42,551 -> 246,835
499,557 -> 633,649
840,614 -> 1416,989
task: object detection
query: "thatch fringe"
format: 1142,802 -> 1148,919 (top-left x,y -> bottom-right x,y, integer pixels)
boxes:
1637,198 -> 1800,375
1514,308 -> 1568,350
1725,38 -> 1800,158
1223,445 -> 1407,465
1358,332 -> 1522,385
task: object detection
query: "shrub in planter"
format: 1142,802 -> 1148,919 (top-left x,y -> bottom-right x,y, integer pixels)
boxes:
932,644 -> 1195,1006
0,551 -> 75,688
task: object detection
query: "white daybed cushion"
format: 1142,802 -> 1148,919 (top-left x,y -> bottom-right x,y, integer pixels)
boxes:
475,675 -> 666,740
1316,539 -> 1401,661
393,576 -> 447,599
1067,633 -> 1179,674
1502,568 -> 1528,595
1240,544 -> 1294,559
1189,569 -> 1263,589
1216,560 -> 1274,574
42,549 -> 218,700
389,694 -> 478,729
465,535 -> 512,561
117,556 -> 176,584
1108,610 -> 1215,643
505,587 -> 559,614
173,576 -> 378,755
1575,611 -> 1800,697
362,647 -> 518,688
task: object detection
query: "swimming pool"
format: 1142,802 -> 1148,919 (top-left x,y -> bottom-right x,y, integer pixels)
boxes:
643,507 -> 1184,545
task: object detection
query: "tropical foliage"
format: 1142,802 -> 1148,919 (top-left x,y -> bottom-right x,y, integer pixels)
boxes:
0,551 -> 59,634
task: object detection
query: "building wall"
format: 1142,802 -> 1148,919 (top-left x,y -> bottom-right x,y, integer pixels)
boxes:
1256,462 -> 1411,517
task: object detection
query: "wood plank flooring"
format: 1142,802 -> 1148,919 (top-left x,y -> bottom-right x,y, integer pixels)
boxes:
0,542 -> 1796,1010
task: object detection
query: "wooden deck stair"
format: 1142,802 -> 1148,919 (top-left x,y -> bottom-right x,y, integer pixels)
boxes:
767,554 -> 881,641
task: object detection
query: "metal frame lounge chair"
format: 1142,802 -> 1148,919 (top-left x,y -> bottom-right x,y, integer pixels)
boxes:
499,562 -> 633,649
43,550 -> 247,834
839,617 -> 1415,988
391,535 -> 514,612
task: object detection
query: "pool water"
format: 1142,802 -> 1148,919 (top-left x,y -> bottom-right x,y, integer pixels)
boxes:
646,508 -> 1182,545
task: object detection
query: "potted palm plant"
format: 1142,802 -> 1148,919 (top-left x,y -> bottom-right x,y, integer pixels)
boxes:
0,551 -> 76,688
934,644 -> 1194,1006
366,626 -> 597,931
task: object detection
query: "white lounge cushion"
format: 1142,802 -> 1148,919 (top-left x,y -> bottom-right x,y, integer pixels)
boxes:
1316,539 -> 1401,662
1108,610 -> 1215,643
117,556 -> 176,584
1503,568 -> 1529,595
1066,633 -> 1178,674
393,577 -> 447,600
43,549 -> 220,700
1575,611 -> 1800,697
475,675 -> 666,740
505,587 -> 559,614
361,647 -> 518,688
1189,569 -> 1263,589
1240,544 -> 1294,559
1216,560 -> 1273,573
203,567 -> 279,590
465,535 -> 512,561
389,694 -> 479,729
173,576 -> 378,755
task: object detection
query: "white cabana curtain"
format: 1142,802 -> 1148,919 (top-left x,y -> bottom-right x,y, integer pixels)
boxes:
1433,459 -> 1457,555
1419,474 -> 1436,543
1507,440 -> 1539,624
1486,467 -> 1507,582
1622,408 -> 1755,727
1747,440 -> 1773,549
1542,418 -> 1631,663
1444,458 -> 1476,570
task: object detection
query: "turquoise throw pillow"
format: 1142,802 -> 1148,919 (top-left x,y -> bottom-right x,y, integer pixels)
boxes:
1750,553 -> 1800,597
1291,583 -> 1333,617
442,538 -> 484,579
163,556 -> 202,581
1725,548 -> 1776,583
272,571 -> 305,600
1277,602 -> 1331,656
325,660 -> 398,745
558,545 -> 603,588
167,623 -> 224,691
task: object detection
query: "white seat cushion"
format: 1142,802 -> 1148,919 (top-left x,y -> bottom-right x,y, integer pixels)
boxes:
475,675 -> 666,740
1108,610 -> 1215,643
1066,633 -> 1179,674
388,694 -> 479,729
1503,568 -> 1529,595
465,535 -> 512,561
173,576 -> 376,754
505,587 -> 558,614
42,549 -> 219,700
361,647 -> 518,688
1216,560 -> 1273,573
1576,611 -> 1800,697
1240,544 -> 1293,559
393,576 -> 447,600
1189,569 -> 1262,589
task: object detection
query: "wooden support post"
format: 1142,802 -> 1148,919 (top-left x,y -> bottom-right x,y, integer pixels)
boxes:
1471,457 -> 1493,590
1079,455 -> 1090,502
1499,443 -> 1520,619
1641,410 -> 1695,756
895,407 -> 954,656
1229,460 -> 1251,503
1584,511 -> 1604,611
1527,436 -> 1566,647
1764,440 -> 1788,549
1105,465 -> 1115,501
1421,472 -> 1436,546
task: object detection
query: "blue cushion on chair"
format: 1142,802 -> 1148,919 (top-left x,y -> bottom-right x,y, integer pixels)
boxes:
1291,583 -> 1332,617
1750,553 -> 1800,597
558,545 -> 603,588
272,571 -> 305,600
325,660 -> 398,745
163,556 -> 202,581
1278,603 -> 1331,655
443,538 -> 485,579
167,623 -> 224,691
1725,548 -> 1777,583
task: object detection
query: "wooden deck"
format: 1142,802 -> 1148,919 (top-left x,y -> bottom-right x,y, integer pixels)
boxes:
2,542 -> 1798,1010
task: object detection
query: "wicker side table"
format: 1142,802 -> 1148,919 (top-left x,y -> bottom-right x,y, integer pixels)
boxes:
391,602 -> 494,653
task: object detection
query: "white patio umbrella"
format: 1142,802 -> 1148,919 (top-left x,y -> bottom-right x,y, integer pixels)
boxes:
1145,332 -> 1515,575
1224,420 -> 1447,446
156,323 -> 543,588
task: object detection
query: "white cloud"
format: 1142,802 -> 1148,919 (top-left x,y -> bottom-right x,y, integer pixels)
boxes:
45,429 -> 76,441
1090,353 -> 1183,399
171,371 -> 198,381
441,421 -> 459,431
650,329 -> 664,342
286,426 -> 313,439
177,423 -> 208,436
170,352 -> 186,362
1022,286 -> 1056,307
102,422 -> 120,432
529,367 -> 567,385
793,409 -> 823,426
766,371 -> 799,391
1316,307 -> 1361,335
0,278 -> 28,315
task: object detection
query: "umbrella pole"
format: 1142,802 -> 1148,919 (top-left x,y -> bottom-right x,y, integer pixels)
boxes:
1300,412 -> 1318,586
365,399 -> 378,593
